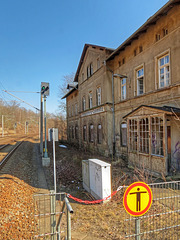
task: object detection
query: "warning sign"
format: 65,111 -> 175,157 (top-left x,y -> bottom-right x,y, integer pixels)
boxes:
123,182 -> 153,217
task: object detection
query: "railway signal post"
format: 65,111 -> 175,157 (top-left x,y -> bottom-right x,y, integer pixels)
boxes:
41,82 -> 50,166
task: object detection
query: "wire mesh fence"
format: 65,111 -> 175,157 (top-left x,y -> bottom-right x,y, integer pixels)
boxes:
123,181 -> 180,239
34,191 -> 67,239
33,181 -> 180,239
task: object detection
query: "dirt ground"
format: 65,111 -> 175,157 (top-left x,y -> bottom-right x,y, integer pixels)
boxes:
45,141 -> 161,240
1,137 -> 177,239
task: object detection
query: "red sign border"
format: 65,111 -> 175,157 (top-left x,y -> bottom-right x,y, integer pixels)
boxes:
123,182 -> 153,217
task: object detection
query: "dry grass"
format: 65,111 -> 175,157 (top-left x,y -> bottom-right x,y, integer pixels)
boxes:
45,142 -> 180,240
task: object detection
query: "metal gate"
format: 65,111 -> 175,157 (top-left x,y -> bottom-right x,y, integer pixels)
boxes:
34,191 -> 73,240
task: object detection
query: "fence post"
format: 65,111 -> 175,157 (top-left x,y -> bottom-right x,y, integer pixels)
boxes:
67,207 -> 71,240
135,218 -> 141,240
50,190 -> 56,240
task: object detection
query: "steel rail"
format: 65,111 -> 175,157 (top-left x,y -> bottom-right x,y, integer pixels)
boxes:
0,141 -> 24,170
0,144 -> 9,150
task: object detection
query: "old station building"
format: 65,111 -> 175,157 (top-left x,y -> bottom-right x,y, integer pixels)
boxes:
63,0 -> 180,176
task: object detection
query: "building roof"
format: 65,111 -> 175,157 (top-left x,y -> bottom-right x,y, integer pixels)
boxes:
123,105 -> 180,119
74,44 -> 114,82
61,84 -> 78,99
106,0 -> 180,61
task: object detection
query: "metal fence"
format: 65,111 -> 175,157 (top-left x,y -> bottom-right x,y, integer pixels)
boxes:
123,181 -> 180,239
34,181 -> 180,240
34,191 -> 74,240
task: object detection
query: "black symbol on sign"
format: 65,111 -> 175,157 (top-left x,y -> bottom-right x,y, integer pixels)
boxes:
130,188 -> 147,211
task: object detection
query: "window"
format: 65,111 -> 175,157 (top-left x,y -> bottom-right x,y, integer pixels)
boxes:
72,105 -> 74,116
82,73 -> 84,82
82,96 -> 86,111
163,28 -> 168,37
87,63 -> 93,78
89,92 -> 93,108
121,123 -> 127,146
72,126 -> 74,139
68,105 -> 71,117
75,103 -> 78,115
139,118 -> 149,154
69,126 -> 71,139
89,124 -> 94,142
156,34 -> 160,41
136,67 -> 144,95
158,54 -> 170,88
96,87 -> 101,106
90,63 -> 93,75
129,119 -> 137,151
87,65 -> 90,78
97,58 -> 100,70
83,125 -> 87,141
75,125 -> 78,139
139,46 -> 143,53
97,124 -> 102,144
122,58 -> 125,64
128,116 -> 164,156
121,78 -> 126,100
151,117 -> 164,156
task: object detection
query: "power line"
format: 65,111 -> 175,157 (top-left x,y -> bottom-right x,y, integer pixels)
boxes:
3,90 -> 40,111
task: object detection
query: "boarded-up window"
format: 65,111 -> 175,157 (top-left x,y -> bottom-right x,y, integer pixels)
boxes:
75,125 -> 78,139
121,123 -> 127,146
89,124 -> 94,142
83,125 -> 87,141
72,126 -> 74,139
97,124 -> 102,144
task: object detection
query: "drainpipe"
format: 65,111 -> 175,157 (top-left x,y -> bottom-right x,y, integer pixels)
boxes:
112,73 -> 116,158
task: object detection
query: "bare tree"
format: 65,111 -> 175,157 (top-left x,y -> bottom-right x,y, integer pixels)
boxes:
58,72 -> 75,114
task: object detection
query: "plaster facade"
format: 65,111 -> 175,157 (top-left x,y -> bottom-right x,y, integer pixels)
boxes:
63,0 -> 180,175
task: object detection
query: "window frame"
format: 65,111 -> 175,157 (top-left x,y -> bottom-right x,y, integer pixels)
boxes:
128,116 -> 164,157
83,125 -> 87,141
87,62 -> 93,78
96,86 -> 101,106
89,91 -> 93,109
158,53 -> 170,89
121,122 -> 127,147
75,125 -> 78,139
82,96 -> 86,111
75,103 -> 78,115
136,67 -> 144,96
97,124 -> 102,144
97,58 -> 100,70
89,124 -> 94,142
121,78 -> 126,100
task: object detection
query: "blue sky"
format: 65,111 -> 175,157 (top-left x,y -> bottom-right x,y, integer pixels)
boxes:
0,0 -> 169,114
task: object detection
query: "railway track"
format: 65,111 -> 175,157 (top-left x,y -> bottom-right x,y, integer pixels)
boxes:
0,135 -> 32,170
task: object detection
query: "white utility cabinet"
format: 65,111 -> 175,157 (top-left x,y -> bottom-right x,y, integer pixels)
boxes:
82,159 -> 111,201
82,160 -> 90,192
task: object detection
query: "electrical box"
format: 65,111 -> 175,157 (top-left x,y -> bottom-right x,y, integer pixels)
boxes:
48,128 -> 58,141
82,159 -> 111,201
82,160 -> 90,192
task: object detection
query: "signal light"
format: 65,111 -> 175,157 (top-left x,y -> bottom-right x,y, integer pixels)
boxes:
41,82 -> 49,96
